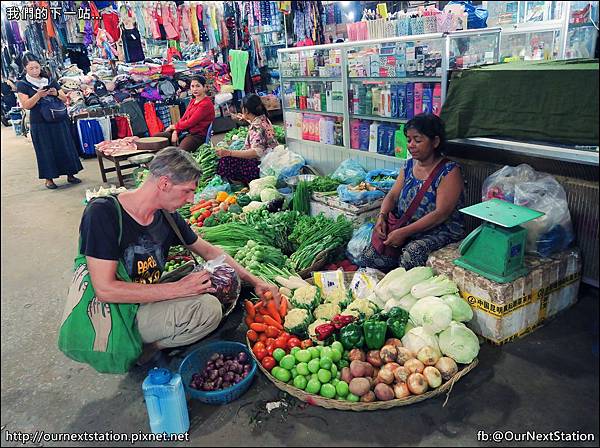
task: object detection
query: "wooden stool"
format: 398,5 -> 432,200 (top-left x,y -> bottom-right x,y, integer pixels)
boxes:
95,148 -> 159,187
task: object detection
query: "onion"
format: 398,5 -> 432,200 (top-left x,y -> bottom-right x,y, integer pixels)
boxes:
214,377 -> 223,389
225,355 -> 233,361
417,346 -> 440,366
423,366 -> 442,389
394,366 -> 410,384
215,358 -> 224,368
396,348 -> 414,365
218,367 -> 227,377
208,369 -> 219,381
394,383 -> 411,399
435,357 -> 458,381
407,373 -> 428,395
237,352 -> 249,363
377,368 -> 395,385
209,353 -> 220,362
243,364 -> 252,374
404,358 -> 425,374
234,374 -> 242,383
206,361 -> 215,370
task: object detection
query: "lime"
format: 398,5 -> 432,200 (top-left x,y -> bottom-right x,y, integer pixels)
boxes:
308,347 -> 320,359
293,375 -> 308,390
320,347 -> 332,359
271,366 -> 283,378
330,348 -> 342,362
336,371 -> 341,380
316,345 -> 324,354
336,380 -> 349,397
331,341 -> 344,353
290,346 -> 301,356
290,368 -> 298,378
295,349 -> 311,363
310,373 -> 319,383
280,355 -> 296,370
320,383 -> 336,399
317,368 -> 332,384
308,358 -> 321,374
296,362 -> 310,376
306,378 -> 321,394
319,356 -> 332,370
272,348 -> 286,362
346,393 -> 360,402
273,368 -> 291,383
331,378 -> 340,387
330,364 -> 338,378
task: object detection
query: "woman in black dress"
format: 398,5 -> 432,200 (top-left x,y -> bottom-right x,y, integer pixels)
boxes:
16,54 -> 82,190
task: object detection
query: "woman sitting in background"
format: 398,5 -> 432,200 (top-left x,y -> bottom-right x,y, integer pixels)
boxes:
216,94 -> 278,184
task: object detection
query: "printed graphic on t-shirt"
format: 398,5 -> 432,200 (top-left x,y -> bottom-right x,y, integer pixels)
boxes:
123,236 -> 165,284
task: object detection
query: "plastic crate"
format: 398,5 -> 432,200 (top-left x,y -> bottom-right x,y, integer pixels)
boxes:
178,341 -> 257,405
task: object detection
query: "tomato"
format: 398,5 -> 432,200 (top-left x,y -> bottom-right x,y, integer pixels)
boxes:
287,337 -> 302,350
274,337 -> 288,350
246,330 -> 258,343
300,339 -> 313,349
252,342 -> 265,355
265,337 -> 276,347
279,332 -> 291,342
261,356 -> 276,371
265,344 -> 275,356
258,333 -> 267,342
254,348 -> 268,361
265,326 -> 280,338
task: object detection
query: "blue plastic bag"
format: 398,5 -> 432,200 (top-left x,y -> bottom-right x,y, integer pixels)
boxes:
337,184 -> 385,205
347,223 -> 374,265
331,159 -> 367,185
365,169 -> 399,192
448,1 -> 488,29
196,175 -> 231,201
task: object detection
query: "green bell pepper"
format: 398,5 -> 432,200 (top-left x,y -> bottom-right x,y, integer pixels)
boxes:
363,319 -> 388,350
386,307 -> 410,340
339,323 -> 365,350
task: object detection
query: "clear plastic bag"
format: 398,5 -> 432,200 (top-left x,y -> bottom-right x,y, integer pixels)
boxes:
202,255 -> 241,312
514,176 -> 575,257
482,164 -> 537,203
196,175 -> 231,201
365,169 -> 399,192
331,159 -> 367,185
347,223 -> 375,265
259,145 -> 305,182
337,184 -> 385,205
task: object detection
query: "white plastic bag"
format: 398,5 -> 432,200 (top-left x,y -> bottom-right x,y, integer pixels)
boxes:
259,145 -> 305,181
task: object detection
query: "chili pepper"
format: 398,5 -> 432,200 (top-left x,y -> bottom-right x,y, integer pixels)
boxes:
244,300 -> 256,320
250,323 -> 267,332
278,296 -> 288,318
315,323 -> 336,341
385,307 -> 409,340
266,300 -> 282,325
331,314 -> 356,330
339,323 -> 365,350
262,315 -> 283,331
363,319 -> 388,350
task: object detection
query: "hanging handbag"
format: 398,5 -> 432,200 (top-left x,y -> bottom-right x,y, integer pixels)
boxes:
371,158 -> 449,258
58,195 -> 143,374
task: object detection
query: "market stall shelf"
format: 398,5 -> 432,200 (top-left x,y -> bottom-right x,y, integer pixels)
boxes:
247,337 -> 478,411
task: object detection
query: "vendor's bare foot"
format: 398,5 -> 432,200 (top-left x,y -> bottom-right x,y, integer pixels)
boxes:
136,343 -> 161,366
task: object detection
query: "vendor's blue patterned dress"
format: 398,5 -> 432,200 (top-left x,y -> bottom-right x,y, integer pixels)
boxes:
359,158 -> 466,271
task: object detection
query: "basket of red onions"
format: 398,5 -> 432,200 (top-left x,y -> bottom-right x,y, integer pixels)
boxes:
179,341 -> 257,404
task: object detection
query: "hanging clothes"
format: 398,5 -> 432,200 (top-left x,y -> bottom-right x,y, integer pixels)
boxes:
133,2 -> 147,39
177,4 -> 193,45
113,115 -> 133,138
168,104 -> 181,125
229,50 -> 249,91
162,3 -> 179,40
120,24 -> 145,63
155,104 -> 172,128
77,118 -> 105,156
119,100 -> 148,136
189,5 -> 200,43
143,102 -> 164,135
101,11 -> 120,42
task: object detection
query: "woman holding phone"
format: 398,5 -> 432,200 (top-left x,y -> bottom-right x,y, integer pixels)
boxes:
16,53 -> 82,190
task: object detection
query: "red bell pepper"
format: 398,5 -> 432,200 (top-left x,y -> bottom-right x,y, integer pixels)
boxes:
315,323 -> 336,341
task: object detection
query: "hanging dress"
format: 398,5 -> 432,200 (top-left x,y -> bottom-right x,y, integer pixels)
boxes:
120,24 -> 145,63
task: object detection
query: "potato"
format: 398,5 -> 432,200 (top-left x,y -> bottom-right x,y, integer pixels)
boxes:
394,382 -> 411,399
340,367 -> 353,384
382,362 -> 400,373
377,368 -> 395,385
366,350 -> 383,367
372,367 -> 380,380
423,366 -> 442,389
350,360 -> 366,378
396,347 -> 414,365
393,366 -> 410,384
379,345 -> 397,364
362,362 -> 374,378
348,348 -> 366,362
349,377 -> 371,397
435,357 -> 459,381
385,338 -> 403,348
374,383 -> 395,401
417,346 -> 440,366
404,358 -> 425,374
360,391 -> 376,403
407,373 -> 428,395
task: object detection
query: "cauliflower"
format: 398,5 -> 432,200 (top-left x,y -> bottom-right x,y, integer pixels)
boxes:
343,298 -> 379,319
340,309 -> 361,319
323,288 -> 351,309
283,308 -> 313,339
308,318 -> 329,344
313,302 -> 341,321
290,285 -> 320,311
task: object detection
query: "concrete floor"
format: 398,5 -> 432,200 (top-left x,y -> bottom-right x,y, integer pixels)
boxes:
1,125 -> 599,447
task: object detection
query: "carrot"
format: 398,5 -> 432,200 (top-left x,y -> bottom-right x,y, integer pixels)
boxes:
266,300 -> 282,325
254,315 -> 264,324
244,316 -> 254,328
262,315 -> 283,331
244,300 -> 255,319
258,306 -> 270,316
279,296 -> 288,318
250,323 -> 267,332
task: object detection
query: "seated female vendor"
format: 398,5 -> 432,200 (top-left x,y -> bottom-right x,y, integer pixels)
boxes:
154,76 -> 214,152
215,94 -> 278,184
359,113 -> 466,271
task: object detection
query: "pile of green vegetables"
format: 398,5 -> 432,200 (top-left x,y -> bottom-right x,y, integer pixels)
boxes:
192,144 -> 218,190
307,176 -> 341,193
292,181 -> 311,215
241,209 -> 300,255
371,174 -> 395,182
233,240 -> 296,281
197,222 -> 273,250
178,203 -> 192,220
273,124 -> 286,144
224,126 -> 249,144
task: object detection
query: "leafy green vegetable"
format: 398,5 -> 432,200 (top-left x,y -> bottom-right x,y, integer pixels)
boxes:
307,176 -> 341,193
438,321 -> 480,364
411,275 -> 459,299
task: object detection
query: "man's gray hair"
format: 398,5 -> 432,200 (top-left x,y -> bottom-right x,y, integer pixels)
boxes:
148,146 -> 202,184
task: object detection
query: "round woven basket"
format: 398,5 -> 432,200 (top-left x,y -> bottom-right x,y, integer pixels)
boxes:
248,338 -> 477,411
296,250 -> 330,279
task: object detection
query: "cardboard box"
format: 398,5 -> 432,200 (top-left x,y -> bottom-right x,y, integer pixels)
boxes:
427,244 -> 582,345
310,193 -> 383,226
261,95 -> 281,111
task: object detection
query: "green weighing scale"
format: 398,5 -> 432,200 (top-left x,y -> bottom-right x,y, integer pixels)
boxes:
454,199 -> 544,283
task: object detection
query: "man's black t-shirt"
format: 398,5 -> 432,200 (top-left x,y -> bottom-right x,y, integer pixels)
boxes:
79,196 -> 198,284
